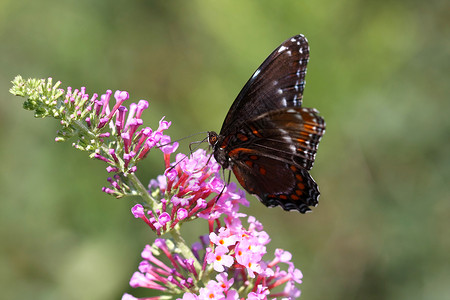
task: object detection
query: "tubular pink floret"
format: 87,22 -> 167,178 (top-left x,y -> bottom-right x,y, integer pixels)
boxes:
115,106 -> 128,134
134,127 -> 152,153
157,116 -> 171,132
108,90 -> 129,119
94,153 -> 112,163
135,100 -> 149,119
106,166 -> 119,173
100,90 -> 113,116
125,103 -> 137,131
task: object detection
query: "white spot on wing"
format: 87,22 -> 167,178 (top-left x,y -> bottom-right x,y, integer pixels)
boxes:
279,129 -> 293,148
281,98 -> 287,107
289,144 -> 296,152
278,45 -> 288,53
277,88 -> 283,95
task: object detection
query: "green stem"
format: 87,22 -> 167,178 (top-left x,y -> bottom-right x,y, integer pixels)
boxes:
127,172 -> 159,211
170,227 -> 202,272
73,119 -> 96,139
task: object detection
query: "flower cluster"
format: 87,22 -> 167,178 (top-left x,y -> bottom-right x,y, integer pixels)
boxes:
124,213 -> 303,300
127,149 -> 302,299
57,85 -> 178,197
9,76 -> 178,200
10,77 -> 305,300
133,149 -> 226,235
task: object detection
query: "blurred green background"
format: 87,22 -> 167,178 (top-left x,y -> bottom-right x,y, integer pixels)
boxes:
1,0 -> 449,299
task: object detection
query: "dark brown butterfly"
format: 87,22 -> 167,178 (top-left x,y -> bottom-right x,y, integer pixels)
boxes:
208,35 -> 325,213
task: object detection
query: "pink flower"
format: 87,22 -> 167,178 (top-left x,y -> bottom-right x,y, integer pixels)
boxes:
159,135 -> 179,154
247,285 -> 269,300
178,293 -> 199,300
239,253 -> 262,278
206,246 -> 234,272
209,228 -> 238,248
225,290 -> 239,300
216,273 -> 234,291
198,281 -> 225,300
131,204 -> 145,218
121,293 -> 137,300
157,116 -> 171,132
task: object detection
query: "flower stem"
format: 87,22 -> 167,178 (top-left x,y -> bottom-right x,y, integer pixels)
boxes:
73,119 -> 96,139
170,227 -> 202,272
127,172 -> 160,211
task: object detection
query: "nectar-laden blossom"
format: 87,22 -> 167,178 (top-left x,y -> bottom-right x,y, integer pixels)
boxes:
121,113 -> 304,299
134,148 -> 236,236
126,202 -> 303,299
206,245 -> 234,272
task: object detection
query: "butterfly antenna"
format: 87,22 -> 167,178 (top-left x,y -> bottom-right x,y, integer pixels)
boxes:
189,136 -> 209,154
167,136 -> 210,174
156,131 -> 209,149
164,132 -> 210,173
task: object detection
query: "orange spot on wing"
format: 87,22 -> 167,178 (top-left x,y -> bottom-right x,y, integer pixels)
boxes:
237,133 -> 249,141
291,194 -> 300,201
228,148 -> 254,157
259,167 -> 267,175
249,125 -> 263,137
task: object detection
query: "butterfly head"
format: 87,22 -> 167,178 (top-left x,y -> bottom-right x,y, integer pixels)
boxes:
208,131 -> 230,169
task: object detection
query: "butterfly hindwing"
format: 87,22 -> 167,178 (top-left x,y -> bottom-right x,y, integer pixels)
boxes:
249,107 -> 325,170
217,107 -> 324,212
228,148 -> 319,213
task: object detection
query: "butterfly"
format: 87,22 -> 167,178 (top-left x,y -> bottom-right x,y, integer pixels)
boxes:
208,34 -> 325,213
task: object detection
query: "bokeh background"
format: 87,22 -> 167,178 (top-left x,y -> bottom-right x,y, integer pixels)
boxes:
1,0 -> 449,299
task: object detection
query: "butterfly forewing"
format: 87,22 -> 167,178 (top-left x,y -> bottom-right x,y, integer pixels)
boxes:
220,35 -> 310,136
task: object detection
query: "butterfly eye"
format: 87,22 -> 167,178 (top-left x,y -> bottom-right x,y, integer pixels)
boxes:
208,131 -> 218,145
